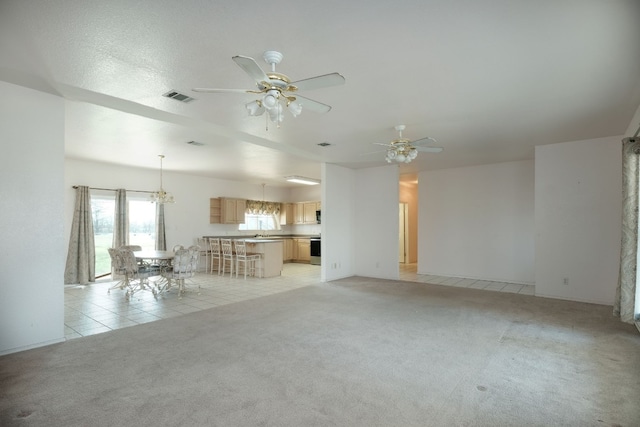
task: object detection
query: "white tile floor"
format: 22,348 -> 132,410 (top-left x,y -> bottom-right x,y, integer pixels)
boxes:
399,263 -> 535,295
64,263 -> 535,340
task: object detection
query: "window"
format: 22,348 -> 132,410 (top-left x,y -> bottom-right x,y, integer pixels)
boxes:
91,195 -> 156,277
238,213 -> 280,231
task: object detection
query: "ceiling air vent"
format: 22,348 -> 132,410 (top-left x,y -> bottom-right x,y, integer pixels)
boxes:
186,140 -> 204,146
163,90 -> 195,103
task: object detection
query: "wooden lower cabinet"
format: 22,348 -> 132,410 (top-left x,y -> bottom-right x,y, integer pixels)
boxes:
282,238 -> 294,262
294,238 -> 310,262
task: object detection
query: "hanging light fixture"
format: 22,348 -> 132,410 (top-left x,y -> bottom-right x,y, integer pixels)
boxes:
150,155 -> 175,204
380,125 -> 442,164
385,143 -> 419,164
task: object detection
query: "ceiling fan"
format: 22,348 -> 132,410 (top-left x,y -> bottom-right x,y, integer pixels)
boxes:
374,125 -> 443,163
193,51 -> 345,125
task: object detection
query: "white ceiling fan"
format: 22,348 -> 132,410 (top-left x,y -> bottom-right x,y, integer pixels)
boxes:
193,51 -> 345,125
373,125 -> 443,163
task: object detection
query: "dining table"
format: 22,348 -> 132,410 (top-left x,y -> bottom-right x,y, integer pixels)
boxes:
133,250 -> 175,264
133,250 -> 175,294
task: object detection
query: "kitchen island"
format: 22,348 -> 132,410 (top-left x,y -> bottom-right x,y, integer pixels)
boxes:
242,239 -> 283,278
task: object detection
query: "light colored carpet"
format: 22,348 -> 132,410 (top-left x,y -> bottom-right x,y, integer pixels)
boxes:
1,276 -> 639,426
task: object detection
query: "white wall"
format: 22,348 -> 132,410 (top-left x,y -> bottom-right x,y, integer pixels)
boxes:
535,136 -> 622,304
0,82 -> 65,355
322,163 -> 356,281
65,159 -> 294,251
419,160 -> 535,284
354,165 -> 400,279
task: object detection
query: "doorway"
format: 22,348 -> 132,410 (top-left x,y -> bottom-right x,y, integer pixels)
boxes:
399,203 -> 409,263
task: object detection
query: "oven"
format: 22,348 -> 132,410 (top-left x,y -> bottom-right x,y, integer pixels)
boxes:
310,237 -> 321,265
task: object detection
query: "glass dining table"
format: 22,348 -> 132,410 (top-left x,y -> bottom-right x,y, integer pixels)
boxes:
133,250 -> 175,294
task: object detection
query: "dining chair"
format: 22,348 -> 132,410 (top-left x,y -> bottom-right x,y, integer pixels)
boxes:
162,246 -> 200,298
209,238 -> 222,275
234,240 -> 262,279
172,244 -> 185,252
220,238 -> 234,277
117,248 -> 161,300
107,248 -> 127,294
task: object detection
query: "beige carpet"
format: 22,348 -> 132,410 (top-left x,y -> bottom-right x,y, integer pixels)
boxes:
1,276 -> 639,426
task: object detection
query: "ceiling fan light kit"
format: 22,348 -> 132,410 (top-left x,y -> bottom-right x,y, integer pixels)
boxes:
378,125 -> 443,164
193,50 -> 345,128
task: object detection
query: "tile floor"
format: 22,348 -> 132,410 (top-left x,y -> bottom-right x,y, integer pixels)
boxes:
64,263 -> 535,340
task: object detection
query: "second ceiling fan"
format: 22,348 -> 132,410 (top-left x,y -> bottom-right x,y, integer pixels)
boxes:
193,51 -> 345,125
374,125 -> 443,163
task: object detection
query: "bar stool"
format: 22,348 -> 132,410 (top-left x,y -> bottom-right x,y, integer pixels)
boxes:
220,238 -> 234,276
234,240 -> 262,279
209,238 -> 222,275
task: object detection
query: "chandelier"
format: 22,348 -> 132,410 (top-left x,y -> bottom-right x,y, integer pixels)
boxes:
385,143 -> 419,164
150,155 -> 175,204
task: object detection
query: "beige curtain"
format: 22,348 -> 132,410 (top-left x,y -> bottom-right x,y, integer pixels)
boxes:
64,186 -> 95,285
614,137 -> 640,324
155,203 -> 166,251
112,189 -> 128,248
246,199 -> 280,215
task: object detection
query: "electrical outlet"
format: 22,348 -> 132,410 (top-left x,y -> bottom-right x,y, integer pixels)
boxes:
563,277 -> 569,286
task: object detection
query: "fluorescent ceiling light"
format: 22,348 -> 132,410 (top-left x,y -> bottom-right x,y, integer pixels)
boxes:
285,176 -> 320,185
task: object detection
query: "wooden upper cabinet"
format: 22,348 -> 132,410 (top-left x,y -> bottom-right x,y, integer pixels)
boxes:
218,197 -> 246,224
280,203 -> 294,225
291,201 -> 320,224
210,198 -> 221,224
303,202 -> 317,224
293,203 -> 305,224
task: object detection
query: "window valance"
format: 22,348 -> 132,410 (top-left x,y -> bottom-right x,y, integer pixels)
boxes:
246,200 -> 281,215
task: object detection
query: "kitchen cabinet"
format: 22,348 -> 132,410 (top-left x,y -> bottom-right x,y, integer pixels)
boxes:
282,238 -> 294,261
294,238 -> 310,262
293,201 -> 320,224
280,203 -> 294,225
209,198 -> 221,224
222,198 -> 246,224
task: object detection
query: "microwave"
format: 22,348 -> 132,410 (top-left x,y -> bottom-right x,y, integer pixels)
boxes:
315,210 -> 321,224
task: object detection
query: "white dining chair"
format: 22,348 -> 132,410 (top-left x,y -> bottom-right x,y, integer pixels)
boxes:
161,246 -> 200,298
117,248 -> 161,300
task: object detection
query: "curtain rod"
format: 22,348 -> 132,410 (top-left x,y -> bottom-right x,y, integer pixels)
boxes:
72,185 -> 153,194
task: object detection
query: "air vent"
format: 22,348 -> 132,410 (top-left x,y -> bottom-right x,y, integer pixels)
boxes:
186,140 -> 204,146
163,90 -> 195,103
317,142 -> 331,147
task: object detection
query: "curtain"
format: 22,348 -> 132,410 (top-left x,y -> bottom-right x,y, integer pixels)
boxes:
614,137 -> 640,324
155,203 -> 166,251
112,189 -> 128,248
64,186 -> 96,285
246,200 -> 281,215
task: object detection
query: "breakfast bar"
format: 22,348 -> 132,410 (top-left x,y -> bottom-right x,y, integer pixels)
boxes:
241,239 -> 283,278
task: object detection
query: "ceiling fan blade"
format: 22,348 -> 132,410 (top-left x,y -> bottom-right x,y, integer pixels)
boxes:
415,146 -> 444,153
411,136 -> 438,146
291,73 -> 346,91
295,95 -> 332,113
373,142 -> 392,147
192,88 -> 251,93
232,55 -> 270,84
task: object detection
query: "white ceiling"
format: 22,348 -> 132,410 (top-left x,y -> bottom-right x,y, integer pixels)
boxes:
1,0 -> 639,187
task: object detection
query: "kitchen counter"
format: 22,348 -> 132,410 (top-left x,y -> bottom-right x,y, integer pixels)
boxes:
242,239 -> 283,277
